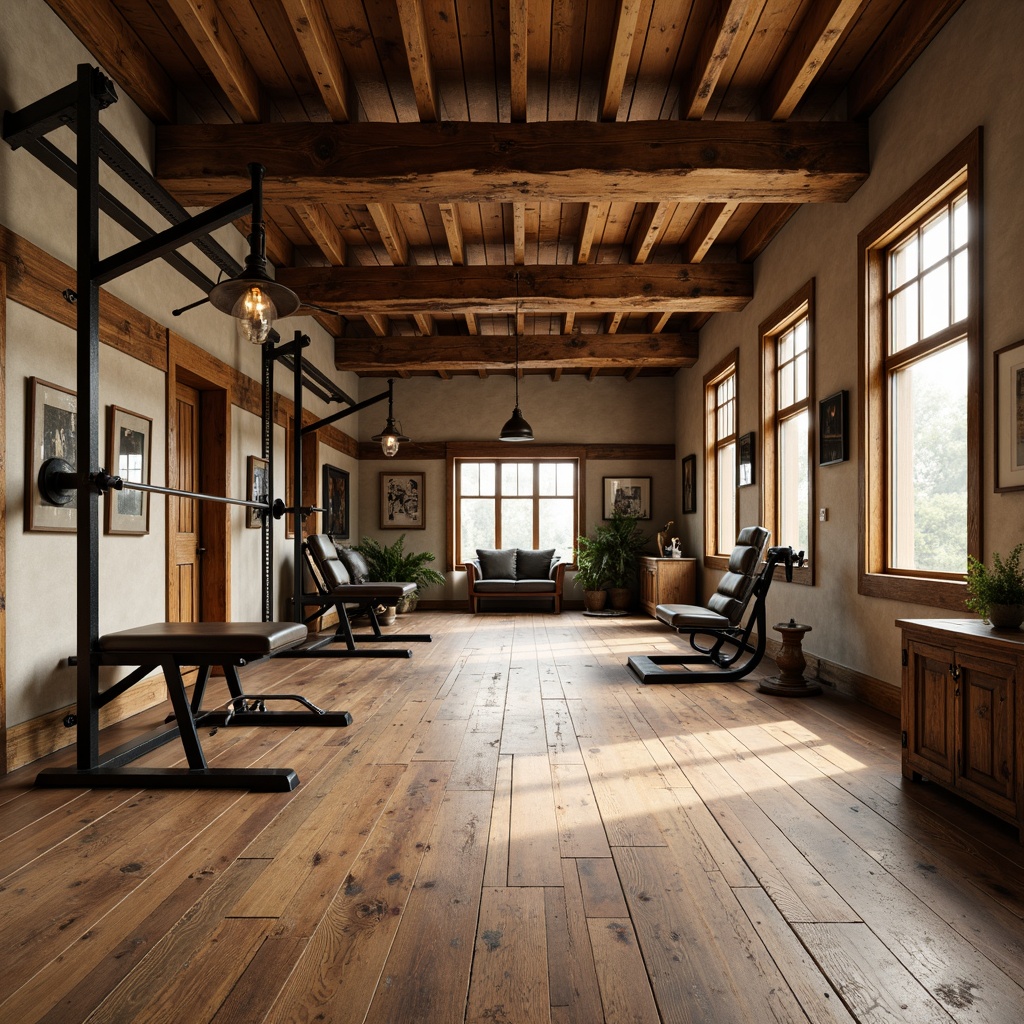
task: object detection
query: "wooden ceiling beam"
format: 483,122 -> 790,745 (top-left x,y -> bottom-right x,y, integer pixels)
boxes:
575,202 -> 607,264
333,333 -> 698,372
683,201 -> 739,263
396,0 -> 439,121
601,0 -> 644,121
280,263 -> 753,315
439,203 -> 465,264
509,0 -> 528,122
512,202 -> 526,265
292,204 -> 346,265
847,0 -> 965,120
42,0 -> 176,123
764,0 -> 862,120
630,202 -> 671,264
681,0 -> 756,119
736,203 -> 800,262
165,0 -> 262,122
367,202 -> 409,266
155,120 -> 868,205
279,0 -> 351,122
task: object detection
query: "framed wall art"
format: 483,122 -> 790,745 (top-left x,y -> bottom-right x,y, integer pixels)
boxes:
106,405 -> 152,535
322,464 -> 350,540
246,455 -> 269,528
681,454 -> 697,514
603,476 -> 651,519
27,376 -> 77,532
819,390 -> 849,466
381,471 -> 424,529
737,432 -> 755,487
995,339 -> 1024,491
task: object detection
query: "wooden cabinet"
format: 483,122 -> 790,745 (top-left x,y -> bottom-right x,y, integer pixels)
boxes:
899,618 -> 1023,838
639,557 -> 695,617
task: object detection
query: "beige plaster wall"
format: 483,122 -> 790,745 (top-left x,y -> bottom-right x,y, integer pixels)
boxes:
676,0 -> 1024,689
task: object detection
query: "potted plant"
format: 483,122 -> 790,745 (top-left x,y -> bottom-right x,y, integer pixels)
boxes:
965,543 -> 1024,629
596,511 -> 649,611
354,534 -> 447,616
574,534 -> 609,611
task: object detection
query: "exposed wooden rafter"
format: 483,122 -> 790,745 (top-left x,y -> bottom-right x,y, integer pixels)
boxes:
279,0 -> 351,122
681,0 -> 756,119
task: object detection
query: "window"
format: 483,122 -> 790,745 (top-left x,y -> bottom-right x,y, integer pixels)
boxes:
761,282 -> 814,583
704,350 -> 738,567
859,130 -> 981,607
454,457 -> 579,566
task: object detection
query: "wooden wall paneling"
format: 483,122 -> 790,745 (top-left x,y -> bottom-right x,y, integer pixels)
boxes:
1,263 -> 7,774
199,387 -> 230,621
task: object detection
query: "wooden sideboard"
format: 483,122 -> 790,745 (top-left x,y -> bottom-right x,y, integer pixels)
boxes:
639,556 -> 696,617
898,617 -> 1023,840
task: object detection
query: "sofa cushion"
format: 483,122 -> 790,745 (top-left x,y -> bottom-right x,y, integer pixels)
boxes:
512,580 -> 556,593
338,547 -> 371,583
473,580 -> 519,593
477,548 -> 517,580
516,548 -> 555,580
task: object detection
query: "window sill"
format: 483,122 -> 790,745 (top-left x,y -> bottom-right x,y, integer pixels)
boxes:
858,571 -> 967,611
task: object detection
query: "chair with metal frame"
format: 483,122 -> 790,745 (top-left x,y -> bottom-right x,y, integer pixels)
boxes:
627,526 -> 803,683
301,534 -> 432,656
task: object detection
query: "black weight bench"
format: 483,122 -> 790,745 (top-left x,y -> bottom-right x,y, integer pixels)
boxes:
301,534 -> 431,657
36,621 -> 353,792
627,527 -> 803,684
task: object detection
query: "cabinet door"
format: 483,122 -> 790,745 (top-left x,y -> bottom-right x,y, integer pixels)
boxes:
956,651 -> 1016,817
903,639 -> 955,785
639,559 -> 657,615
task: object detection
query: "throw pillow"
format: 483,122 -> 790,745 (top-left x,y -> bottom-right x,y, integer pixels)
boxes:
516,548 -> 556,579
477,548 -> 517,579
338,547 -> 371,583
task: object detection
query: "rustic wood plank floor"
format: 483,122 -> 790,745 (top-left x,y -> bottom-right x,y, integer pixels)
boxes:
2,610 -> 1023,1023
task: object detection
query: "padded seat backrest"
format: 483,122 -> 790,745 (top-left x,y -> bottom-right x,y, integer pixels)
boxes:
306,534 -> 352,590
707,526 -> 770,625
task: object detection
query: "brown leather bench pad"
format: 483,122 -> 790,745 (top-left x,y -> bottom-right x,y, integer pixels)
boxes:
98,621 -> 308,655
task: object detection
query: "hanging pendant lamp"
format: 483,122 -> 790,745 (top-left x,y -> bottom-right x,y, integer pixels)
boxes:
499,272 -> 534,441
371,378 -> 411,457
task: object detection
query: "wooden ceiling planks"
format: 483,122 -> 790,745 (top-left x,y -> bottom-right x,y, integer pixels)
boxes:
38,0 -> 955,378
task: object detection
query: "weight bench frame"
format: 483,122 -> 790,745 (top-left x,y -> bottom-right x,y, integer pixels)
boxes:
36,623 -> 354,792
627,543 -> 802,684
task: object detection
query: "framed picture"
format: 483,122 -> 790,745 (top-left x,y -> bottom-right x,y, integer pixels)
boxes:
819,390 -> 849,466
737,432 -> 755,487
381,471 -> 425,529
322,464 -> 350,540
27,376 -> 77,532
603,476 -> 651,519
995,339 -> 1024,491
246,455 -> 269,528
681,454 -> 697,514
106,405 -> 152,535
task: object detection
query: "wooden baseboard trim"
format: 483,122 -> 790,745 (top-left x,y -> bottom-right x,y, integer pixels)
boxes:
5,674 -> 169,774
764,637 -> 899,718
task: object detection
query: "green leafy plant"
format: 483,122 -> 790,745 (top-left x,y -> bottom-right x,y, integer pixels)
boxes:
594,511 -> 649,589
965,544 -> 1024,618
354,534 -> 446,596
573,534 -> 609,591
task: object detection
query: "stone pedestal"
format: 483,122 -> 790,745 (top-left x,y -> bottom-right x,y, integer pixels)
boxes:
758,619 -> 821,697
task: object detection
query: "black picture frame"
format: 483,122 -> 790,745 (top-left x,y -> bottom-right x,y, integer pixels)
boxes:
819,390 -> 849,466
681,454 -> 697,514
27,376 -> 78,532
323,464 -> 350,540
106,405 -> 152,535
737,432 -> 755,487
602,476 -> 652,519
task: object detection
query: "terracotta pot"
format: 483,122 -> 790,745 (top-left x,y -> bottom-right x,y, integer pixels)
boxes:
606,586 -> 632,611
987,603 -> 1024,630
582,589 -> 608,612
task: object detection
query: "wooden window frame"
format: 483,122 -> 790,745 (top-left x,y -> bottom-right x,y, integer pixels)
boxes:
760,281 -> 815,585
445,443 -> 585,571
858,129 -> 982,608
703,349 -> 739,571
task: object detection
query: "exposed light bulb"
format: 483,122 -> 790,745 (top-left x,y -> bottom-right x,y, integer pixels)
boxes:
232,284 -> 276,344
380,432 -> 400,457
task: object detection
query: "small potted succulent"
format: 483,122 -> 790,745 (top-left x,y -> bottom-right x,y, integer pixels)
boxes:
965,543 -> 1024,630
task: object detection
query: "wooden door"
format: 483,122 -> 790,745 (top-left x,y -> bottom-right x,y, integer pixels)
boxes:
172,382 -> 201,622
903,638 -> 955,785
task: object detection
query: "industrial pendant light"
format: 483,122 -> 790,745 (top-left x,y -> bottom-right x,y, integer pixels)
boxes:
371,378 -> 410,457
499,272 -> 534,441
208,163 -> 301,344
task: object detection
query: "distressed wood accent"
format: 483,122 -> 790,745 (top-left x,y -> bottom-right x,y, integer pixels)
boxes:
364,312 -> 391,337
395,0 -> 438,121
279,0 -> 351,121
334,333 -> 698,372
765,0 -> 863,120
155,121 -> 869,205
848,0 -> 966,120
630,202 -> 670,264
587,443 -> 675,460
41,0 -> 177,123
293,205 -> 347,265
509,0 -> 528,122
512,202 -> 526,265
575,202 -> 607,265
164,0 -> 262,122
600,0 -> 644,121
0,225 -> 166,370
367,203 -> 409,266
683,201 -> 740,263
281,263 -> 753,315
681,0 -> 757,119
358,440 -> 446,461
439,203 -> 465,264
0,264 -> 6,774
736,203 -> 800,262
